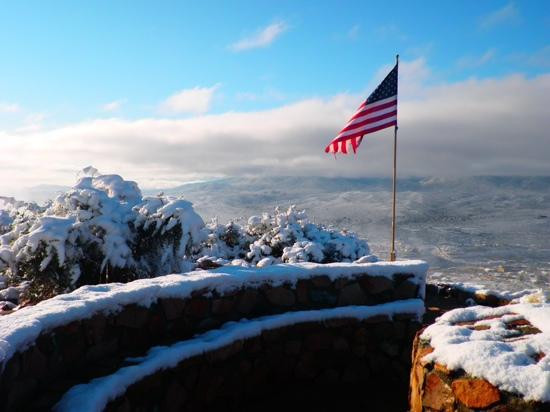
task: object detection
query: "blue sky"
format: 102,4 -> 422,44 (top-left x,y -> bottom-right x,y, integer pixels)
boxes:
1,1 -> 548,120
0,1 -> 549,196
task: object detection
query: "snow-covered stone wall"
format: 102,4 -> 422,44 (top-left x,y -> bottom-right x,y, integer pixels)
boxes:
410,302 -> 550,411
0,260 -> 427,411
79,304 -> 423,412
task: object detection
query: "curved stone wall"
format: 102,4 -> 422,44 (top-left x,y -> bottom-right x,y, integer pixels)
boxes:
99,310 -> 422,412
0,261 -> 427,411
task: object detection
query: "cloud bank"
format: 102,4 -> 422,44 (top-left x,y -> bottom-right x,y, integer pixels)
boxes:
1,59 -> 549,198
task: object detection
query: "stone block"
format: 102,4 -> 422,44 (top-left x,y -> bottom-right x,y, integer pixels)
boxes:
309,289 -> 337,306
160,298 -> 186,321
451,378 -> 500,409
359,275 -> 394,294
295,280 -> 309,305
116,305 -> 150,328
211,298 -> 234,315
395,280 -> 419,299
237,289 -> 260,314
284,340 -> 302,356
338,282 -> 366,305
265,287 -> 295,307
422,372 -> 454,411
184,298 -> 210,318
310,275 -> 331,288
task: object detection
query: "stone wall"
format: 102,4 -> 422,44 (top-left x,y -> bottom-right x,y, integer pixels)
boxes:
106,314 -> 421,412
0,266 -> 424,411
410,335 -> 550,412
410,304 -> 550,412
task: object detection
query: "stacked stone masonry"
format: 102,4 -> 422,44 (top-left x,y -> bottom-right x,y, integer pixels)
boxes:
410,317 -> 550,412
0,269 -> 422,411
107,314 -> 421,412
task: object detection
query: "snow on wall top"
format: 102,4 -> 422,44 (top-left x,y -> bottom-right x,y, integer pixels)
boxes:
0,260 -> 427,366
421,302 -> 550,402
54,299 -> 425,412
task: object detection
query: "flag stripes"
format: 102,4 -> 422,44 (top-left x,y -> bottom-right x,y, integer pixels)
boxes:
325,63 -> 398,154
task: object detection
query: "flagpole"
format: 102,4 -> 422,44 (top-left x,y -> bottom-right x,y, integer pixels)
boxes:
390,54 -> 399,262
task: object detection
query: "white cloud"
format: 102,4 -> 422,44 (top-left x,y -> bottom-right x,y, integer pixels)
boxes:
1,60 -> 549,197
480,2 -> 519,30
0,102 -> 21,113
230,21 -> 288,52
102,99 -> 125,112
159,85 -> 220,115
457,49 -> 497,69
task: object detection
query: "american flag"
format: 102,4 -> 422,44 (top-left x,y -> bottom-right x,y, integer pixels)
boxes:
325,62 -> 398,154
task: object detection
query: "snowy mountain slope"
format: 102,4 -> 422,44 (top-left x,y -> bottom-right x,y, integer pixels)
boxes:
11,176 -> 550,292
144,176 -> 550,292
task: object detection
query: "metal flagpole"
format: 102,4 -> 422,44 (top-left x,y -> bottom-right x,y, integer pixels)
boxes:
389,54 -> 399,262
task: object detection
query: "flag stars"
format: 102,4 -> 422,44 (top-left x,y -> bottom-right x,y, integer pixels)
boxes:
325,62 -> 398,154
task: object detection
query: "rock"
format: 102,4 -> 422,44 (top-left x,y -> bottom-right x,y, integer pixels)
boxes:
196,259 -> 222,270
338,282 -> 366,305
117,305 -> 150,328
20,346 -> 48,379
409,336 -> 434,412
304,332 -> 331,351
395,280 -> 419,299
434,363 -> 451,375
184,298 -> 210,318
451,378 -> 500,409
422,372 -> 454,411
86,338 -> 118,362
211,298 -> 234,315
380,342 -> 399,358
363,314 -> 391,323
316,368 -> 340,384
295,280 -> 309,305
284,340 -> 302,356
265,287 -> 295,306
160,298 -> 185,321
197,317 -> 221,331
474,292 -> 500,307
360,276 -> 394,294
309,289 -> 337,306
237,289 -> 260,314
310,275 -> 331,288
207,340 -> 243,362
333,337 -> 349,352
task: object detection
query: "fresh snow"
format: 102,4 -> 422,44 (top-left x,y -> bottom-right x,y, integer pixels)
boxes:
1,170 -> 375,299
54,299 -> 425,412
0,260 -> 427,367
431,281 -> 549,304
421,303 -> 550,401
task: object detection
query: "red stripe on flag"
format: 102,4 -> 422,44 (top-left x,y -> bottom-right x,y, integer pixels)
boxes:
339,110 -> 397,135
349,99 -> 397,122
324,120 -> 396,153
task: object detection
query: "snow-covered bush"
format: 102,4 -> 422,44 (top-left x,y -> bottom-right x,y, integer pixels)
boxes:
0,169 -> 205,301
197,206 -> 370,267
0,169 -> 372,303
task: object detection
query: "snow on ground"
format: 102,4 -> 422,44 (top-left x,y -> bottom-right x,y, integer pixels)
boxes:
421,303 -> 550,401
0,260 -> 427,366
430,281 -> 549,304
54,299 -> 425,412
